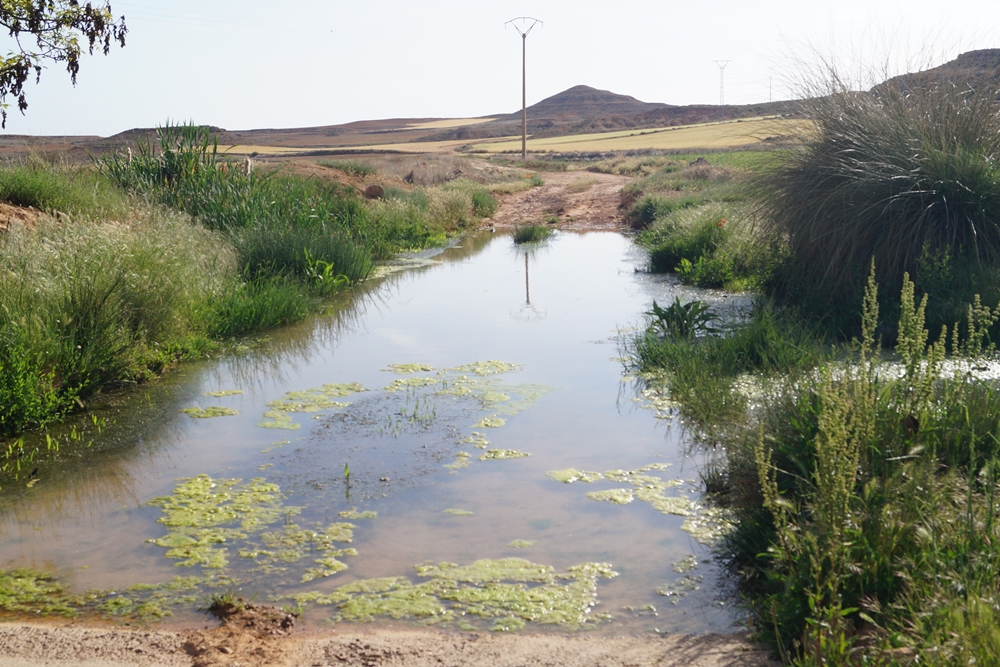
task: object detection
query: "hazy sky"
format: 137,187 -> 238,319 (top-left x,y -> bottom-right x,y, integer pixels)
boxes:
1,0 -> 996,136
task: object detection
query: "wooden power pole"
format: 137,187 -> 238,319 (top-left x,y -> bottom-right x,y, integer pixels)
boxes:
506,17 -> 542,160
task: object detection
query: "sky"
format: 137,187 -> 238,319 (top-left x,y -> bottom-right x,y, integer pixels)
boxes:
0,0 -> 997,137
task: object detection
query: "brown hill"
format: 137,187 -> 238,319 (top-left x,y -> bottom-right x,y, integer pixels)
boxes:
882,48 -> 1000,90
495,84 -> 668,120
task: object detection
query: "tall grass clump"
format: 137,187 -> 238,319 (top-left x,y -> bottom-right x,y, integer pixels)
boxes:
757,73 -> 1000,335
629,299 -> 825,431
511,224 -> 553,245
637,203 -> 785,291
0,209 -> 234,435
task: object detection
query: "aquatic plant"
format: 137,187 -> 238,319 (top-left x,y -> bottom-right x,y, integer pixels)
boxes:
645,297 -> 719,341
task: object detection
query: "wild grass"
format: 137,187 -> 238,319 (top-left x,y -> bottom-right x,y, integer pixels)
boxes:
566,176 -> 596,193
206,277 -> 311,339
317,159 -> 377,177
0,207 -> 234,436
511,224 -> 553,245
756,75 -> 1000,337
0,159 -> 132,219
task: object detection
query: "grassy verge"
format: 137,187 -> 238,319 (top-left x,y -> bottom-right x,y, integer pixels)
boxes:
630,266 -> 1000,665
627,152 -> 785,292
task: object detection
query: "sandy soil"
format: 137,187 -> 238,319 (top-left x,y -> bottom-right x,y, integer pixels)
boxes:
0,621 -> 776,667
489,170 -> 631,231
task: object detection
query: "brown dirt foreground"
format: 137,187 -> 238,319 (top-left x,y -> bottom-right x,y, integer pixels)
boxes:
0,621 -> 775,667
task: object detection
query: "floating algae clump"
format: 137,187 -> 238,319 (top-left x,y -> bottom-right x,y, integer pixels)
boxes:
450,361 -> 522,376
459,432 -> 490,449
179,406 -> 238,418
147,475 -> 295,569
384,377 -> 440,392
384,363 -> 435,374
0,568 -> 224,621
473,415 -> 506,428
585,489 -> 634,505
479,449 -> 529,460
0,568 -> 76,616
444,452 -> 472,471
204,390 -> 244,397
256,382 -> 366,428
267,383 -> 364,413
551,462 -> 732,545
547,469 -> 603,484
310,557 -> 617,631
242,522 -> 358,582
443,509 -> 475,516
339,509 -> 377,520
507,540 -> 535,549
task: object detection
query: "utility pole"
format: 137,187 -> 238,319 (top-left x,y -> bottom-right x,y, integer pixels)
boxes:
506,17 -> 542,160
713,60 -> 730,121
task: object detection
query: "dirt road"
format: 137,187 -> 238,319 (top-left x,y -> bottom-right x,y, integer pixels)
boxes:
490,169 -> 631,230
0,621 -> 776,667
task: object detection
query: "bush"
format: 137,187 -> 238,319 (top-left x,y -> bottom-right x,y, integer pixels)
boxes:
470,188 -> 498,217
756,76 -> 1000,336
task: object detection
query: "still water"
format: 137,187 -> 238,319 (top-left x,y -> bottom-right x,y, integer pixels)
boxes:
0,231 -> 748,635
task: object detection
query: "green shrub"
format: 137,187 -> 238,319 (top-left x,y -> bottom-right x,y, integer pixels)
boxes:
470,188 -> 498,217
756,77 -> 1000,336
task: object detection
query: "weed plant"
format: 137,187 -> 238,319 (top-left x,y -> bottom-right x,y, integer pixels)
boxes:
637,203 -> 784,291
756,75 -> 1000,336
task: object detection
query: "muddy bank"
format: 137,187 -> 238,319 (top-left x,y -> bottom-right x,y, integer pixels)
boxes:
0,622 -> 774,667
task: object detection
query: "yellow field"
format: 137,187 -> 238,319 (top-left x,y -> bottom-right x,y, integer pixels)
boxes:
213,116 -> 805,157
216,145 -> 306,156
470,117 -> 805,153
406,117 -> 496,130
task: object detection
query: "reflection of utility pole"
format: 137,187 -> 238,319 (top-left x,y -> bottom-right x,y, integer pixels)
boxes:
713,60 -> 730,121
525,253 -> 530,304
506,17 -> 542,161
